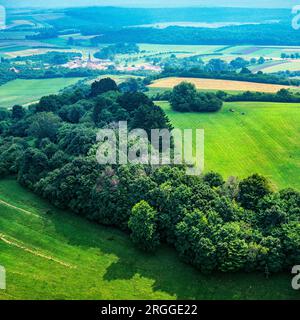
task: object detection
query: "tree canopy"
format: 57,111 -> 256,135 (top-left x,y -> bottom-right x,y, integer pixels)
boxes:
170,82 -> 223,113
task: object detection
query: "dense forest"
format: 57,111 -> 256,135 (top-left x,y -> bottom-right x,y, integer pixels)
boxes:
225,89 -> 300,103
90,24 -> 300,46
47,7 -> 290,30
169,82 -> 223,112
8,6 -> 300,46
0,78 -> 299,275
156,69 -> 300,86
154,86 -> 300,104
94,43 -> 140,60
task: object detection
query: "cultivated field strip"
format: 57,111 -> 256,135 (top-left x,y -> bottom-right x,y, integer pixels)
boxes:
150,77 -> 298,93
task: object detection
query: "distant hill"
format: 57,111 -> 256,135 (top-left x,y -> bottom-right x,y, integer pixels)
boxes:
1,0 -> 296,9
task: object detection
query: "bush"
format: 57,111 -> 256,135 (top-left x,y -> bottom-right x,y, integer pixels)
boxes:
170,82 -> 222,113
237,174 -> 272,211
128,201 -> 160,252
90,78 -> 118,97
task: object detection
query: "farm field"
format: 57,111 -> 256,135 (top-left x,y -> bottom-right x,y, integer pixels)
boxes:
0,78 -> 82,108
139,43 -> 224,54
259,60 -> 300,73
0,45 -> 29,54
4,47 -> 87,58
217,45 -> 300,58
2,40 -> 300,73
138,44 -> 299,57
249,60 -> 289,73
157,101 -> 300,190
149,77 -> 297,93
0,178 -> 298,300
138,44 -> 300,57
132,44 -> 300,72
0,32 -> 36,41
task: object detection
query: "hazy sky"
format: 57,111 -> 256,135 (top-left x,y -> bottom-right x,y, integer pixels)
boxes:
1,0 -> 296,9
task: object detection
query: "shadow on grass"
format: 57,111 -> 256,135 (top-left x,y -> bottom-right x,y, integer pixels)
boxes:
1,178 -> 297,300
46,208 -> 297,300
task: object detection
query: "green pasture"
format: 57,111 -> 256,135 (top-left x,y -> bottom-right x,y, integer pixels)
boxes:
157,101 -> 300,190
0,178 -> 298,300
0,78 -> 83,109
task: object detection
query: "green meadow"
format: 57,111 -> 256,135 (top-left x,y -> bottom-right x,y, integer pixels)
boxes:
157,101 -> 300,190
0,178 -> 298,300
0,78 -> 82,109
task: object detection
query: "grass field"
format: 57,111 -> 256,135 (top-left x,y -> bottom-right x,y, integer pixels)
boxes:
157,101 -> 300,190
138,44 -> 224,54
250,60 -> 289,73
0,178 -> 298,300
0,46 -> 29,54
0,78 -> 83,109
149,77 -> 297,93
4,48 -> 84,58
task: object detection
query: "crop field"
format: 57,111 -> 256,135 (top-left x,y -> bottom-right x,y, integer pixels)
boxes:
149,77 -> 297,93
250,60 -> 289,73
0,31 -> 36,41
0,178 -> 298,300
130,44 -> 300,73
0,78 -> 82,108
259,60 -> 300,73
39,37 -> 70,47
4,47 -> 86,58
157,101 -> 300,190
134,44 -> 300,72
0,45 -> 29,53
219,45 -> 300,58
137,44 -> 297,58
2,40 -> 300,72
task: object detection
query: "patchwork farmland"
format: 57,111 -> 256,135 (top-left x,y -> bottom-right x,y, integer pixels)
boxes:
1,5 -> 300,303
